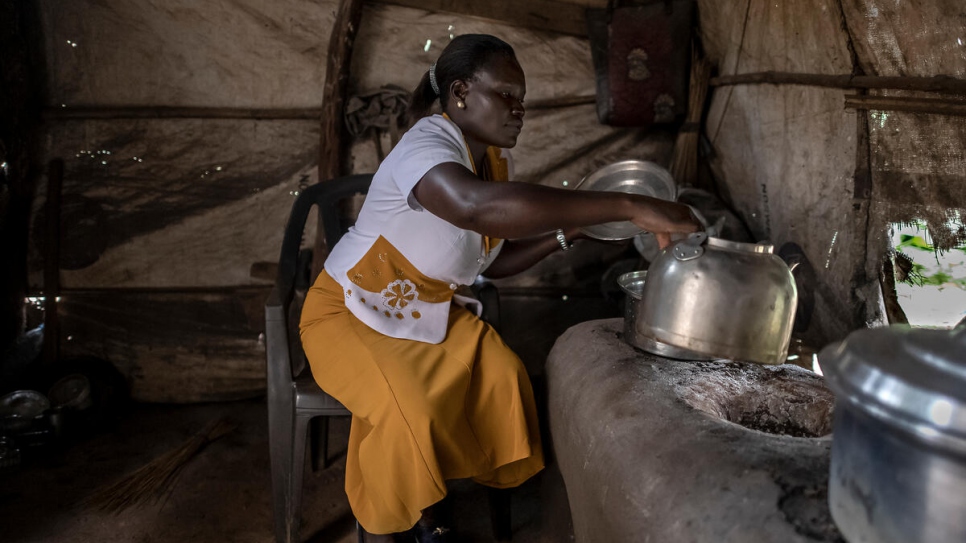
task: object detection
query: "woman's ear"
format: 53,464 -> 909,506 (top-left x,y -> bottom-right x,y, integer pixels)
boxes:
449,80 -> 468,103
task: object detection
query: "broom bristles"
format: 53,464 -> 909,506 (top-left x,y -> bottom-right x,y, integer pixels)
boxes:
82,417 -> 235,514
670,44 -> 713,187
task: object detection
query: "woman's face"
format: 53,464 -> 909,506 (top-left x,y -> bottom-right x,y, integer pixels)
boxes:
450,55 -> 527,151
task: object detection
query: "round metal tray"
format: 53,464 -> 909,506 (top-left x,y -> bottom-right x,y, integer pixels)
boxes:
574,160 -> 677,240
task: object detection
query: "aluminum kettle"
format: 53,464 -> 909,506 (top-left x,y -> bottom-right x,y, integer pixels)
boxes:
635,232 -> 798,364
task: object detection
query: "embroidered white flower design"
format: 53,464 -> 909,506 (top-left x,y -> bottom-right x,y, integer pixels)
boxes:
381,279 -> 418,310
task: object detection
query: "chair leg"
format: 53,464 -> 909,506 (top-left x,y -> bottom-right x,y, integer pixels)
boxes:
488,487 -> 512,541
268,394 -> 297,543
309,416 -> 330,471
288,412 -> 312,543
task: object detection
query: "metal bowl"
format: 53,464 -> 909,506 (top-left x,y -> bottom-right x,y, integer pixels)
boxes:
616,270 -> 714,361
0,390 -> 50,433
575,160 -> 677,241
0,390 -> 49,418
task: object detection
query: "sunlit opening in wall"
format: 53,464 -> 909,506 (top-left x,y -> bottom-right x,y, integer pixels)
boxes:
890,220 -> 966,329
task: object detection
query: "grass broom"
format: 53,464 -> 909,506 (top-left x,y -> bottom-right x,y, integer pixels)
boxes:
669,44 -> 713,187
82,417 -> 236,514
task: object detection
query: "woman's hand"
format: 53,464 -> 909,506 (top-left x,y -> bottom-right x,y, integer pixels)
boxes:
629,198 -> 702,249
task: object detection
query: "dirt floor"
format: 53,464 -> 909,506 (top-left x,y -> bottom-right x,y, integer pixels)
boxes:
1,291 -> 621,543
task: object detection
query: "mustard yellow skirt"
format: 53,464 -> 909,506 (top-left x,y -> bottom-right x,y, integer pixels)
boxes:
299,270 -> 544,534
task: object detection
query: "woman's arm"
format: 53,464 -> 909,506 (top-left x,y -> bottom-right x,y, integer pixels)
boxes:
482,227 -> 585,279
412,162 -> 699,247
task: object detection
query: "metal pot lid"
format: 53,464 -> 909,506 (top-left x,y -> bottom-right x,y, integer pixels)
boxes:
819,325 -> 966,449
575,160 -> 676,241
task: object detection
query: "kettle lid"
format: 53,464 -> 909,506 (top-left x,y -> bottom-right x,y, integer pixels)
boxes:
819,325 -> 966,449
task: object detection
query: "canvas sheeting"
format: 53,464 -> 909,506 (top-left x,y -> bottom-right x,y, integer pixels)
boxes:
31,0 -> 658,290
698,0 -> 965,344
25,0 -> 965,400
30,0 -> 662,401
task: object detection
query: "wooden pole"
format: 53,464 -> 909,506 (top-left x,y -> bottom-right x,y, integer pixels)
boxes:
40,95 -> 596,122
844,95 -> 966,117
43,106 -> 322,121
710,71 -> 966,95
526,95 -> 597,110
312,0 -> 365,281
42,159 -> 63,368
318,0 -> 365,183
1,0 -> 46,354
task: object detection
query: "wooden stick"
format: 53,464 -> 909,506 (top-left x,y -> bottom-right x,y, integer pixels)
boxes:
42,106 -> 321,121
844,95 -> 966,117
526,95 -> 597,110
318,0 -> 365,181
850,87 -> 875,330
54,284 -> 270,294
710,71 -> 966,95
42,159 -> 63,368
41,95 -> 597,121
313,0 -> 365,281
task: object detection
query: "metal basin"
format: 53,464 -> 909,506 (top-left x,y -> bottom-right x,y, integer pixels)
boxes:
575,160 -> 676,241
617,270 -> 712,360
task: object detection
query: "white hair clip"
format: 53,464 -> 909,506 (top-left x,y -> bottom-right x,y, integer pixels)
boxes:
429,63 -> 440,96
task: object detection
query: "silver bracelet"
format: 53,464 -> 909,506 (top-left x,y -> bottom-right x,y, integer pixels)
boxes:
555,229 -> 573,251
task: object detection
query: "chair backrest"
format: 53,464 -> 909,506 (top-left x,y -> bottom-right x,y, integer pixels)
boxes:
275,174 -> 374,305
269,173 -> 500,378
271,174 -> 373,378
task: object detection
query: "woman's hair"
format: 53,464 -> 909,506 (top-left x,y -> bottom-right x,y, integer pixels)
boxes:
407,34 -> 517,124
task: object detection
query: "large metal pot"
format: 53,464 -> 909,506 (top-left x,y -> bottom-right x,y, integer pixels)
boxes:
617,270 -> 713,360
819,325 -> 966,543
631,232 -> 798,364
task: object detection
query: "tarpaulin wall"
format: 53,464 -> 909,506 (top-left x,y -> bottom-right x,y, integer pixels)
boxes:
698,0 -> 965,345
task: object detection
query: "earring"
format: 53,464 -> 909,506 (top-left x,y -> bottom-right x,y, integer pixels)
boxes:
456,100 -> 465,109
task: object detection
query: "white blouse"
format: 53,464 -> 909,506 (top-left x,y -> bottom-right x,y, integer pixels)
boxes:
323,114 -> 511,344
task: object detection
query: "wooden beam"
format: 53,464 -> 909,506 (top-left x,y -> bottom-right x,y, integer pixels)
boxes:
844,95 -> 966,117
527,94 -> 596,110
319,0 -> 365,181
41,96 -> 596,121
42,159 -> 63,368
710,71 -> 966,95
57,288 -> 270,403
1,0 -> 46,352
314,0 -> 365,281
372,0 -> 590,37
43,106 -> 321,121
849,88 -> 876,330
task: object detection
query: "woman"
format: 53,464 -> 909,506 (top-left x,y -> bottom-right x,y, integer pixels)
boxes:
299,34 -> 699,541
